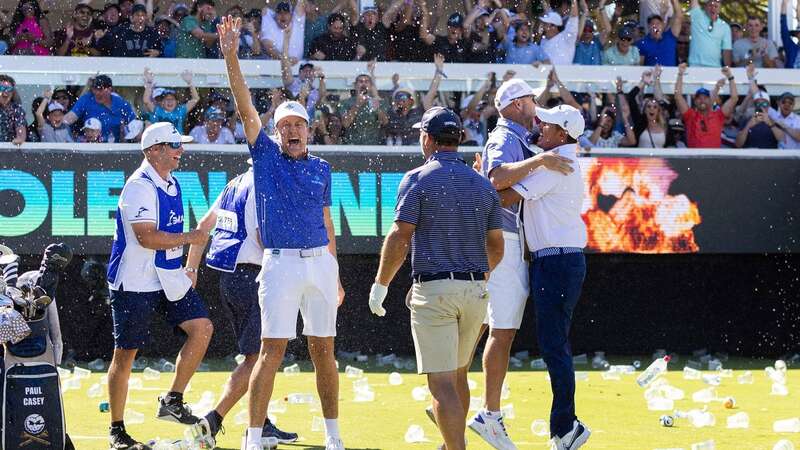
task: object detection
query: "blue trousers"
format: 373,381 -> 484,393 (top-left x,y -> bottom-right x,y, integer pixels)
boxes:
530,252 -> 586,438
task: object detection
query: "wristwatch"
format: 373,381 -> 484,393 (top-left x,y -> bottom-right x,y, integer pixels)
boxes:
185,267 -> 197,273
727,76 -> 735,81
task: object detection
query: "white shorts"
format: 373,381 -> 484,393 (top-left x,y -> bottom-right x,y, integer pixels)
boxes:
484,232 -> 529,330
257,247 -> 339,339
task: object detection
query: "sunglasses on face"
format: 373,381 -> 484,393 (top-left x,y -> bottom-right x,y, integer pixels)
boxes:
0,85 -> 15,93
395,93 -> 411,101
162,142 -> 182,149
620,37 -> 632,42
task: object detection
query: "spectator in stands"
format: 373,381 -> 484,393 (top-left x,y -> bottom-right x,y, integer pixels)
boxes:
309,13 -> 358,60
383,54 -> 443,145
666,118 -> 687,147
50,88 -> 73,111
603,26 -> 641,65
736,91 -> 783,148
0,75 -> 27,145
52,4 -> 99,56
586,107 -> 630,147
35,89 -> 73,143
769,92 -> 800,149
118,0 -> 134,26
730,23 -> 744,43
352,4 -> 389,61
176,0 -> 218,58
675,63 -> 739,148
384,0 -> 428,62
311,107 -> 344,144
637,0 -> 682,66
687,0 -> 732,67
574,18 -> 604,65
225,5 -> 262,58
101,3 -> 121,30
155,15 -> 179,58
303,0 -> 354,58
419,12 -> 469,62
500,21 -> 549,64
261,0 -> 306,63
733,16 -> 779,68
98,4 -> 162,57
463,6 -> 501,63
26,96 -> 43,142
539,0 -> 579,65
78,117 -> 103,143
780,0 -> 800,68
171,3 -> 190,24
142,68 -> 199,133
8,0 -> 51,55
338,64 -> 388,144
636,97 -> 673,148
459,70 -> 499,147
190,107 -> 235,144
281,59 -> 326,118
0,11 -> 10,54
638,0 -> 675,30
63,75 -> 136,143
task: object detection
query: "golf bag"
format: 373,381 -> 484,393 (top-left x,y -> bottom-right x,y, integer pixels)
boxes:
0,243 -> 74,450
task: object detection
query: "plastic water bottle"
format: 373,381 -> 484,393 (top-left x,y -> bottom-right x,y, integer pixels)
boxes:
124,409 -> 145,424
74,367 -> 92,379
353,388 -> 375,402
773,440 -> 796,450
162,362 -> 176,373
707,358 -> 722,371
575,372 -> 589,382
726,412 -> 749,429
88,358 -> 106,371
87,383 -> 103,398
773,418 -> 800,433
344,365 -> 363,378
688,410 -> 716,428
647,397 -> 674,411
283,363 -> 300,376
702,374 -> 722,386
268,399 -> 287,414
235,354 -> 246,365
572,354 -> 588,365
143,367 -> 161,381
388,372 -> 403,385
772,383 -> 790,396
411,386 -> 429,401
287,393 -> 315,404
404,424 -> 425,443
501,381 -> 511,399
637,356 -> 670,387
531,358 -> 547,369
766,367 -> 787,384
530,419 -> 548,436
738,370 -> 754,384
692,387 -> 717,403
311,416 -> 325,432
601,370 -> 621,380
128,377 -> 143,390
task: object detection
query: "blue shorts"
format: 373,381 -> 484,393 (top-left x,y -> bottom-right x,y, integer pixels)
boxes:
219,265 -> 261,355
110,287 -> 209,350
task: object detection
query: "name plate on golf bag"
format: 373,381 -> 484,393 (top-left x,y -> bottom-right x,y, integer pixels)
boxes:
2,362 -> 65,450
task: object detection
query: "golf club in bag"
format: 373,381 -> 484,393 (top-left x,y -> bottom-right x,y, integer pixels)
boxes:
0,243 -> 75,450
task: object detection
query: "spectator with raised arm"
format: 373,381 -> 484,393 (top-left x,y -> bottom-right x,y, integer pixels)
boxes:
63,75 -> 137,143
587,78 -> 637,148
0,75 -> 27,145
51,4 -> 99,56
281,57 -> 326,118
736,91 -> 783,149
311,107 -> 345,145
176,0 -> 218,58
639,0 -> 675,30
35,88 -> 73,143
143,68 -> 200,134
352,4 -> 390,61
385,0 -> 428,62
419,11 -> 469,62
540,0 -> 579,65
501,20 -> 550,64
769,92 -> 800,149
780,0 -> 800,68
637,0 -> 682,66
338,62 -> 388,144
383,54 -> 444,145
463,5 -> 500,63
687,0 -> 732,67
154,15 -> 179,58
225,5 -> 262,58
8,0 -> 51,55
574,0 -> 604,65
603,25 -> 641,65
98,4 -> 162,57
674,63 -> 739,148
733,16 -> 778,68
261,0 -> 306,63
309,13 -> 358,60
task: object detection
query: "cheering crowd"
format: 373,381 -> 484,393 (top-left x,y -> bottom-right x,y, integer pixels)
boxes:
0,0 -> 799,149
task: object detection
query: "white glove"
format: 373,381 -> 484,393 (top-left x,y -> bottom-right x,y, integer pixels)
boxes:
368,283 -> 388,317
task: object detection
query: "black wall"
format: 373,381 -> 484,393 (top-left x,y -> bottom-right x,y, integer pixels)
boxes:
26,253 -> 800,362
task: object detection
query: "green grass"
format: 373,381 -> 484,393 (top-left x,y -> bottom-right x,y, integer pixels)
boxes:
63,357 -> 799,449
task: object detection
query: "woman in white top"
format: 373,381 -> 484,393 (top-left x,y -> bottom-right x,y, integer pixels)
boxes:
637,98 -> 668,148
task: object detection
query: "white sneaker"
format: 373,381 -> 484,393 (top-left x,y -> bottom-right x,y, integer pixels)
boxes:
467,409 -> 517,450
325,436 -> 345,450
553,420 -> 591,450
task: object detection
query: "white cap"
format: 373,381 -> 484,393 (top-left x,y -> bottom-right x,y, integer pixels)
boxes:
753,91 -> 770,102
495,78 -> 536,111
140,122 -> 193,150
124,119 -> 144,140
540,11 -> 563,27
273,101 -> 310,127
536,104 -> 585,139
82,118 -> 102,131
47,102 -> 65,113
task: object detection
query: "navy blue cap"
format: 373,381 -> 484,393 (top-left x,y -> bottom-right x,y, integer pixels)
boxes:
447,13 -> 464,28
695,88 -> 711,97
412,107 -> 463,140
276,1 -> 292,13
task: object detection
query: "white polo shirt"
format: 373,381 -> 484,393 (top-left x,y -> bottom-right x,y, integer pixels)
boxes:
209,171 -> 264,266
512,143 -> 587,252
109,160 -> 177,292
260,8 -> 306,61
540,16 -> 579,65
768,108 -> 800,149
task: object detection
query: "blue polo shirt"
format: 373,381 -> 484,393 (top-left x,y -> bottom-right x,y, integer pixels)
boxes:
395,151 -> 503,276
70,92 -> 137,142
574,36 -> 604,65
249,130 -> 332,249
637,29 -> 678,66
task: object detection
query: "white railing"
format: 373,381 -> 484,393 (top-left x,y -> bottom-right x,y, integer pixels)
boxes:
2,55 -> 800,95
2,142 -> 800,159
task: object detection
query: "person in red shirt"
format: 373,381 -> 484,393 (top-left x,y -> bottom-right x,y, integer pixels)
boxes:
674,63 -> 739,148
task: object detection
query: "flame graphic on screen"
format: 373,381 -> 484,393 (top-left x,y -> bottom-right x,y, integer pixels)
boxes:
581,158 -> 701,253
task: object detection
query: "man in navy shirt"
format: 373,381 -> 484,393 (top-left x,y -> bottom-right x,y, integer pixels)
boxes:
218,16 -> 346,450
63,74 -> 137,142
636,0 -> 682,66
368,107 -> 505,450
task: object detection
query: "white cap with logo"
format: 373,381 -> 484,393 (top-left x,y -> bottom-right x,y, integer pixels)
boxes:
273,101 -> 310,127
495,79 -> 536,111
140,122 -> 193,150
540,11 -> 563,27
536,104 -> 586,139
82,118 -> 102,131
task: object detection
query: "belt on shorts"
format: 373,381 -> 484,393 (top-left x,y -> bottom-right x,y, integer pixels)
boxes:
502,231 -> 520,241
413,272 -> 486,283
531,247 -> 583,260
236,263 -> 261,271
267,246 -> 327,258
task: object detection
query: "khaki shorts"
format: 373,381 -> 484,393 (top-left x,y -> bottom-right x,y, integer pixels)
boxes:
409,279 -> 488,374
